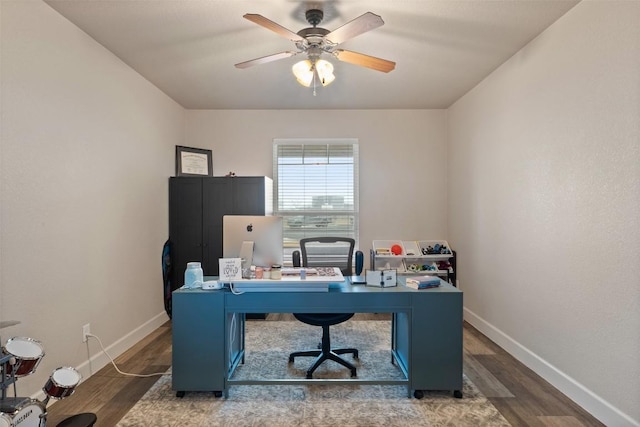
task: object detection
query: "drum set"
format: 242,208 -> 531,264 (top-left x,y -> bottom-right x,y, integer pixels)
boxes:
1,323 -> 81,427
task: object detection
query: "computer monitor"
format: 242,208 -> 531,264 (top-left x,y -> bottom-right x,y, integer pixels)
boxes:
222,215 -> 284,268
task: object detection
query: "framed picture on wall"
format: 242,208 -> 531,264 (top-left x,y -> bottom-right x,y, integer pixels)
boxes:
175,145 -> 213,177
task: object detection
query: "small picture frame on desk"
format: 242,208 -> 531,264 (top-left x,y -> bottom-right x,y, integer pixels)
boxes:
175,145 -> 213,177
219,258 -> 242,282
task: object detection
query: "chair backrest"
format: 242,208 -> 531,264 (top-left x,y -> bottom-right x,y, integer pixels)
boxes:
299,237 -> 355,276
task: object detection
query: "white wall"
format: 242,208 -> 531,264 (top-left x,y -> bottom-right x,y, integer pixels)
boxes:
185,109 -> 449,257
448,1 -> 640,425
0,0 -> 184,398
5,1 -> 636,424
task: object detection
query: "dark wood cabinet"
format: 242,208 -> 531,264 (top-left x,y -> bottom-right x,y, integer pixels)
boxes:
169,176 -> 272,290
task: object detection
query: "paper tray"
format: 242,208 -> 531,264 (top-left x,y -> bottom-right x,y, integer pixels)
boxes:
228,267 -> 343,292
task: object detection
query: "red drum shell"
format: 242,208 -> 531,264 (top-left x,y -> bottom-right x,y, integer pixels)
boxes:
2,337 -> 44,377
42,367 -> 81,400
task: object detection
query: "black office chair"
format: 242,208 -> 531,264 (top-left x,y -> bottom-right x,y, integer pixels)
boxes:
289,237 -> 363,379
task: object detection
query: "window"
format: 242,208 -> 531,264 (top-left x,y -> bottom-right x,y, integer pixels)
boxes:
273,139 -> 359,262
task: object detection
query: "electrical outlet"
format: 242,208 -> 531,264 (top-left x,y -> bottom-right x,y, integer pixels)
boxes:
82,323 -> 91,342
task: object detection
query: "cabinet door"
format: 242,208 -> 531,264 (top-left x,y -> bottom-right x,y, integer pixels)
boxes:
233,177 -> 268,215
203,178 -> 234,275
169,178 -> 204,289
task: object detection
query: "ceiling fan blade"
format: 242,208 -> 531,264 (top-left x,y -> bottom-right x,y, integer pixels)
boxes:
325,12 -> 384,45
335,49 -> 396,73
235,51 -> 298,69
243,14 -> 304,42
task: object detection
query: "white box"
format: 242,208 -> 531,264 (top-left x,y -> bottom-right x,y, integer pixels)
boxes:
372,240 -> 405,256
365,269 -> 397,287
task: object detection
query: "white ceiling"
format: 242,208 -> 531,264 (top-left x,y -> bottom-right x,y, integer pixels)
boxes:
44,0 -> 579,110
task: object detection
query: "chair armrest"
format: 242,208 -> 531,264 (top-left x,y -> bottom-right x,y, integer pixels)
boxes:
292,250 -> 301,267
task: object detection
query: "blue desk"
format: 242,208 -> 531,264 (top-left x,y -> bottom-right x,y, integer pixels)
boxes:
172,278 -> 463,399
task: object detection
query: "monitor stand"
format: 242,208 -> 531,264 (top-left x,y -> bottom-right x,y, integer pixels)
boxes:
239,241 -> 254,270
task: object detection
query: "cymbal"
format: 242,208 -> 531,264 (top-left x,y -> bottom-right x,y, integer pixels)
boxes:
0,320 -> 21,329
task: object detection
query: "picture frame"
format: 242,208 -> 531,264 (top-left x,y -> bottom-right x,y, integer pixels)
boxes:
175,145 -> 213,177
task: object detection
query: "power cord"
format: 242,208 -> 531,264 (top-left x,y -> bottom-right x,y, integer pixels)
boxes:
85,333 -> 166,377
229,282 -> 244,295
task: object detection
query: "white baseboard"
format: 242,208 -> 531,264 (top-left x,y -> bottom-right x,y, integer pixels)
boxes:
464,307 -> 639,427
35,311 -> 169,404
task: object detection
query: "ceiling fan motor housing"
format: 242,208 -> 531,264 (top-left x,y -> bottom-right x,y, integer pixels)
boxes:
298,8 -> 329,46
297,27 -> 330,39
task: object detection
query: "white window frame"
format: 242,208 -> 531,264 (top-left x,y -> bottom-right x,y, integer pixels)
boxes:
273,138 -> 359,263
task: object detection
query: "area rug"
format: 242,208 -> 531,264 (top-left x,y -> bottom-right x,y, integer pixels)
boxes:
117,321 -> 510,427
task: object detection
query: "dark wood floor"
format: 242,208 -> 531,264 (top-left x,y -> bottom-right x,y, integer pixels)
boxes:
45,315 -> 604,426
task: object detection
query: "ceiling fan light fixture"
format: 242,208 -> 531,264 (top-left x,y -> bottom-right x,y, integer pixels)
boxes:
292,60 -> 313,87
316,59 -> 336,86
292,59 -> 335,88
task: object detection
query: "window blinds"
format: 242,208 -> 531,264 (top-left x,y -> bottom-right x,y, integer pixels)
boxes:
273,139 -> 359,252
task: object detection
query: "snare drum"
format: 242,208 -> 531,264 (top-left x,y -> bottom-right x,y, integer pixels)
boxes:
43,366 -> 82,400
0,398 -> 46,427
2,337 -> 45,377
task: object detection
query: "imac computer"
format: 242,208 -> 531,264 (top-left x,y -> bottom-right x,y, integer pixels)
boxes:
222,215 -> 283,268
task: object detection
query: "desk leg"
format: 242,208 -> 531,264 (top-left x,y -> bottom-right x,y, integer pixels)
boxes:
390,311 -> 412,397
391,313 -> 396,365
224,312 -> 246,398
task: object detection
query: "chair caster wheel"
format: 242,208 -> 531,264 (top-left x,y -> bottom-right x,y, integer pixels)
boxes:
353,351 -> 359,359
288,356 -> 294,363
214,391 -> 222,398
453,390 -> 463,398
306,373 -> 313,379
414,390 -> 424,399
350,369 -> 357,378
176,391 -> 185,398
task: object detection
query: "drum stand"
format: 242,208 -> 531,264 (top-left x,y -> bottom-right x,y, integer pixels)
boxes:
2,348 -> 48,426
1,320 -> 21,403
0,352 -> 19,400
2,324 -> 94,426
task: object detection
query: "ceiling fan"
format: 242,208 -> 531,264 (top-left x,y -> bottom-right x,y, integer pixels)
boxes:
235,8 -> 395,88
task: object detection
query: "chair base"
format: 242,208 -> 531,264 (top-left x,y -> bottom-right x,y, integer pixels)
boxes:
289,322 -> 359,379
289,348 -> 358,379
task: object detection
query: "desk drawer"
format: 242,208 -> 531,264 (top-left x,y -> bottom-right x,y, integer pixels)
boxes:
225,292 -> 411,313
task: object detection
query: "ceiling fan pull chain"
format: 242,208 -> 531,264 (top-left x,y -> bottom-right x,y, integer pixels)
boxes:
312,69 -> 317,96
